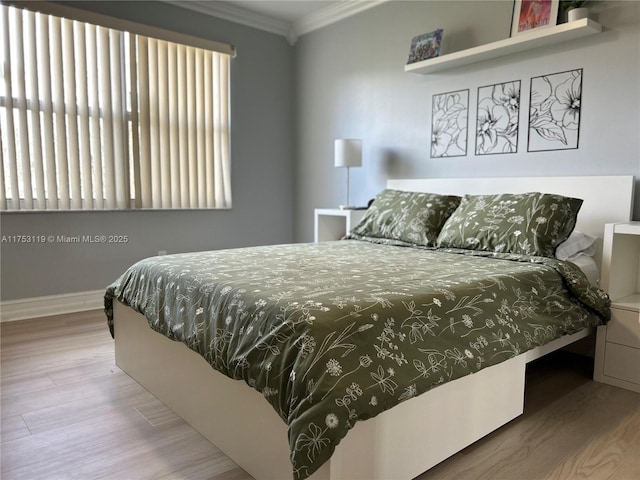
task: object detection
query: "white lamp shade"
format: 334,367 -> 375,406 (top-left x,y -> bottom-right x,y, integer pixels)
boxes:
334,139 -> 362,168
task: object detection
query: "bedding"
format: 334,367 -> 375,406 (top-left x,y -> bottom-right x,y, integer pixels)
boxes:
437,192 -> 583,257
567,254 -> 600,286
348,189 -> 461,246
556,231 -> 597,261
105,240 -> 609,480
556,231 -> 600,285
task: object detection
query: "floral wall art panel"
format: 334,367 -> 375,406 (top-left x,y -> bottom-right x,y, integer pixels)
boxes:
528,68 -> 583,152
431,89 -> 469,158
475,80 -> 521,155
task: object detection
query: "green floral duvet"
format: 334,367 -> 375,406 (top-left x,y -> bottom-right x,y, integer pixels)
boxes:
104,240 -> 609,479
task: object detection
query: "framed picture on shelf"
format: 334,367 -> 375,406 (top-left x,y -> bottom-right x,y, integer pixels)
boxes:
407,29 -> 443,64
511,0 -> 559,36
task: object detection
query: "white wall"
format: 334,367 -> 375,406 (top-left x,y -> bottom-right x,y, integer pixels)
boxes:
293,0 -> 640,242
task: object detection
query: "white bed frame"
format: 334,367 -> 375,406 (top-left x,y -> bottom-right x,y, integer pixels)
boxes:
114,175 -> 634,480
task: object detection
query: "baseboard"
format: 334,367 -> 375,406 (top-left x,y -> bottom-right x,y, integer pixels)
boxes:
0,290 -> 104,322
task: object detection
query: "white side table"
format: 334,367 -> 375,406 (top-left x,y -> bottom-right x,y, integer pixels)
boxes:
594,222 -> 640,392
314,208 -> 366,243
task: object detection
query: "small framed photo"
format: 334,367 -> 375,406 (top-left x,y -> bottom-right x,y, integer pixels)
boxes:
407,29 -> 443,64
511,0 -> 559,36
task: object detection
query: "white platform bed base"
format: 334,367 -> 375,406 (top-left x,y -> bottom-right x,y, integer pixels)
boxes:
115,301 -> 590,480
113,176 -> 634,480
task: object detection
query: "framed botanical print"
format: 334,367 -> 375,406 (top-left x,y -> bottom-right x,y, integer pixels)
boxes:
431,89 -> 469,158
528,68 -> 583,152
475,80 -> 521,155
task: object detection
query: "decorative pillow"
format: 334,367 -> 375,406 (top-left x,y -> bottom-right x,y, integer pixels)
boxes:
348,189 -> 461,247
436,192 -> 583,257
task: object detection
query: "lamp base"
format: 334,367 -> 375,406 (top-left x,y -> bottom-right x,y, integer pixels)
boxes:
339,205 -> 357,210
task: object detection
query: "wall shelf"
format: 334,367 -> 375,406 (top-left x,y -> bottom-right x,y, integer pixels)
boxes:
405,18 -> 602,74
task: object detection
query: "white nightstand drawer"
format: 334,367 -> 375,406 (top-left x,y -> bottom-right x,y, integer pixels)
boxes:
606,308 -> 640,348
603,342 -> 640,385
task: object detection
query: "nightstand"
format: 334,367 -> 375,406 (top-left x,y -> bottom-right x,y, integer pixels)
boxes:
314,209 -> 366,243
594,222 -> 640,392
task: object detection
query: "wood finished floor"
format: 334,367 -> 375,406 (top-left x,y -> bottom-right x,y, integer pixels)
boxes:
1,310 -> 638,480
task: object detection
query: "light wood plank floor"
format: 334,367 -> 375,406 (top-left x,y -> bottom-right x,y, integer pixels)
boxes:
1,310 -> 638,480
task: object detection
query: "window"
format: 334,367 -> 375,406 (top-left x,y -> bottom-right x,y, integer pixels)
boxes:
0,4 -> 232,210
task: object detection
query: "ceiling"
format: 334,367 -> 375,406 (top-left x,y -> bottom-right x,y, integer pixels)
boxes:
227,1 -> 341,23
166,0 -> 388,44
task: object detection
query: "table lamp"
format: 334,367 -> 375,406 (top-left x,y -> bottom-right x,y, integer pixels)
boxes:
334,139 -> 362,209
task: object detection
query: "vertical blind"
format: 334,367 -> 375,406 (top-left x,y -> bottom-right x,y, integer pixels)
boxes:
0,4 -> 232,211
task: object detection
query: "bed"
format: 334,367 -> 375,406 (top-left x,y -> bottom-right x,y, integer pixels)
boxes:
106,175 -> 634,480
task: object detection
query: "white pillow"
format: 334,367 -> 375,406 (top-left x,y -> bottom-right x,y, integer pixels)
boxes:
555,231 -> 600,286
567,253 -> 600,286
556,231 -> 597,261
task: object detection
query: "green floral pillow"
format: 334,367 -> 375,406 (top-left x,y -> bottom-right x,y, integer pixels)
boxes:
436,192 -> 583,257
348,189 -> 461,247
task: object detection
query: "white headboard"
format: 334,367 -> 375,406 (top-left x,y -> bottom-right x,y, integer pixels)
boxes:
387,176 -> 635,238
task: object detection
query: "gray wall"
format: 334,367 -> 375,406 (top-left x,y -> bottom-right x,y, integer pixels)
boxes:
0,1 -> 294,300
294,0 -> 640,242
2,1 -> 639,301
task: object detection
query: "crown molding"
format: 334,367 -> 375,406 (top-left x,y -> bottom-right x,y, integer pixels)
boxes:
292,0 -> 388,40
164,0 -> 390,45
164,1 -> 291,39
